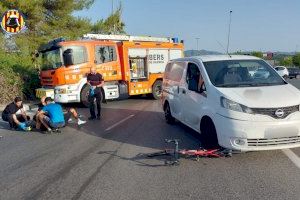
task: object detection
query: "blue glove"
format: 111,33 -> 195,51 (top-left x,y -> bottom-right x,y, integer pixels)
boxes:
18,123 -> 27,130
89,88 -> 95,96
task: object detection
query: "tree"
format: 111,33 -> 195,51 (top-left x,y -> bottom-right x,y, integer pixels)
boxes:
91,3 -> 125,34
251,51 -> 263,58
0,0 -> 95,100
279,56 -> 293,66
292,53 -> 300,67
0,0 -> 95,53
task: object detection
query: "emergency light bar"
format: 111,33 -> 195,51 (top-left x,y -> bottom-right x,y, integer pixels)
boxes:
82,34 -> 176,43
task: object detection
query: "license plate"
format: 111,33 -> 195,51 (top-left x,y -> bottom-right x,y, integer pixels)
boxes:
36,88 -> 54,99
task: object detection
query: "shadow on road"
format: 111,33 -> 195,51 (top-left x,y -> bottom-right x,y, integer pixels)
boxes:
76,105 -> 219,155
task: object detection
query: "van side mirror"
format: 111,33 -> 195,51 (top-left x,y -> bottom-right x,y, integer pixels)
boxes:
63,49 -> 74,67
199,83 -> 206,94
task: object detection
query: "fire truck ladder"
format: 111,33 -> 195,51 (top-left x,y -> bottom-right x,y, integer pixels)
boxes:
82,34 -> 174,43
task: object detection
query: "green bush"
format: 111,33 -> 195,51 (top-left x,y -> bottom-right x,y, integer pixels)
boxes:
0,50 -> 40,103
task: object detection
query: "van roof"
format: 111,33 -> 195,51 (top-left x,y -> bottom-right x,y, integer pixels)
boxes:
175,54 -> 261,62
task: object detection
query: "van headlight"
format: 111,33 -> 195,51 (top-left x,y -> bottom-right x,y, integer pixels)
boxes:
220,97 -> 253,114
231,138 -> 247,146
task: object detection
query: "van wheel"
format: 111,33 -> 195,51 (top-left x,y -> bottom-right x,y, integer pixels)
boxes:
80,84 -> 90,108
152,80 -> 163,100
200,117 -> 219,148
164,103 -> 175,124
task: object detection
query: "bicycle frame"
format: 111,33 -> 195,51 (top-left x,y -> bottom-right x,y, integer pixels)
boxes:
147,139 -> 232,165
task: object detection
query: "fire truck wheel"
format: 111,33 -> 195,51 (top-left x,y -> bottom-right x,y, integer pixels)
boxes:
80,84 -> 90,107
152,80 -> 163,100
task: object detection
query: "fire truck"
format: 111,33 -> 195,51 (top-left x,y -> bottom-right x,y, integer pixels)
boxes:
36,34 -> 184,106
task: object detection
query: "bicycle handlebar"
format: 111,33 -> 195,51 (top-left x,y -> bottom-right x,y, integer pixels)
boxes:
165,139 -> 180,144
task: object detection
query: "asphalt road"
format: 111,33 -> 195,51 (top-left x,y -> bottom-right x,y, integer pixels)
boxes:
0,81 -> 300,200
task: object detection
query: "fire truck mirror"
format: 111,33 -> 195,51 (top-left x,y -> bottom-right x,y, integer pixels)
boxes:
63,49 -> 74,67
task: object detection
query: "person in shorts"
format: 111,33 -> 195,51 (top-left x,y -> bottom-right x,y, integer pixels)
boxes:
36,97 -> 65,132
35,96 -> 86,131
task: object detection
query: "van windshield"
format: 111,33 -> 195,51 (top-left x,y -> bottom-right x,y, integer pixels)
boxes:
203,60 -> 286,87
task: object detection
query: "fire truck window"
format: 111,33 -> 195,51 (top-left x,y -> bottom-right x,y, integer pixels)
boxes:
129,58 -> 147,79
95,46 -> 117,64
62,46 -> 87,65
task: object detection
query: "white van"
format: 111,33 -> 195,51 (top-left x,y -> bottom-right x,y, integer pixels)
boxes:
162,55 -> 300,151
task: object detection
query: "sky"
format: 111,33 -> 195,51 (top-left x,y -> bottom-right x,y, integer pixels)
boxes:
74,0 -> 300,53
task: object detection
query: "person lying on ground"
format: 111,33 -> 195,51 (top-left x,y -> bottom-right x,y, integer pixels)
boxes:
1,97 -> 31,130
34,96 -> 86,127
36,97 -> 66,133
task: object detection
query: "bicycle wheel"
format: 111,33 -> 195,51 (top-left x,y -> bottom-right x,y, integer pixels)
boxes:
147,150 -> 170,158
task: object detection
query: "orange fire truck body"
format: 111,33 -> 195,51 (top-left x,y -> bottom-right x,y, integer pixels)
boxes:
36,34 -> 184,105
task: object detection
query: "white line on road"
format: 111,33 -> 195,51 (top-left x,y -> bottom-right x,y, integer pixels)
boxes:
105,114 -> 135,131
282,149 -> 300,169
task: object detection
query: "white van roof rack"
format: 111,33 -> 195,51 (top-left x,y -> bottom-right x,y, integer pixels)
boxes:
82,34 -> 173,43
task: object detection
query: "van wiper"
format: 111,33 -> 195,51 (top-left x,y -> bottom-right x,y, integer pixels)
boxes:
248,83 -> 281,86
215,83 -> 238,87
215,83 -> 254,87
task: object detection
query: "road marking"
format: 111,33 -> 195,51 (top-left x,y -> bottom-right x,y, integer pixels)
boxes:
105,114 -> 135,131
282,149 -> 300,169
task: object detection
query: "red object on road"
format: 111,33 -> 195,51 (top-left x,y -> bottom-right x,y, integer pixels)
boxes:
147,139 -> 232,165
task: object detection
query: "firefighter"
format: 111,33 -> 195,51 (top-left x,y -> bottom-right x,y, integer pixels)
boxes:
87,67 -> 104,120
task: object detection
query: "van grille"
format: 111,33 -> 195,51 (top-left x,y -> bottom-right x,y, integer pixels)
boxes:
251,105 -> 299,119
247,136 -> 300,147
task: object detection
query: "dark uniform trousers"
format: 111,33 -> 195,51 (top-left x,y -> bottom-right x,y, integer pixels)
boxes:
88,87 -> 102,118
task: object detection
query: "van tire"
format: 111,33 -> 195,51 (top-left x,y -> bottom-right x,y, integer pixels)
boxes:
80,84 -> 90,108
200,117 -> 219,148
152,80 -> 163,100
164,102 -> 175,124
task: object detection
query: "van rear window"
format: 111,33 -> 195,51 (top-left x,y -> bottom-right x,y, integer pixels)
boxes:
165,62 -> 185,82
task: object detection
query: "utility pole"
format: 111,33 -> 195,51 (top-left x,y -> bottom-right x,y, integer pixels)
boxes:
112,0 -> 115,34
111,0 -> 114,16
196,37 -> 200,52
226,10 -> 233,54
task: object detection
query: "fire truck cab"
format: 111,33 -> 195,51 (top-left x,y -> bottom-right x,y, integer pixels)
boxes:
36,34 -> 184,106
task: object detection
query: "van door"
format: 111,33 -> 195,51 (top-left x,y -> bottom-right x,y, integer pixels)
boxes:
165,61 -> 186,121
181,62 -> 207,131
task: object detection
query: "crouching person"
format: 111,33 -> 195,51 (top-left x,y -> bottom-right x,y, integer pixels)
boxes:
2,97 -> 31,131
35,96 -> 86,127
36,97 -> 65,133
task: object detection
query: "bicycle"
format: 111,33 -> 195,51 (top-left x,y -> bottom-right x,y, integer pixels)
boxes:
147,139 -> 232,166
